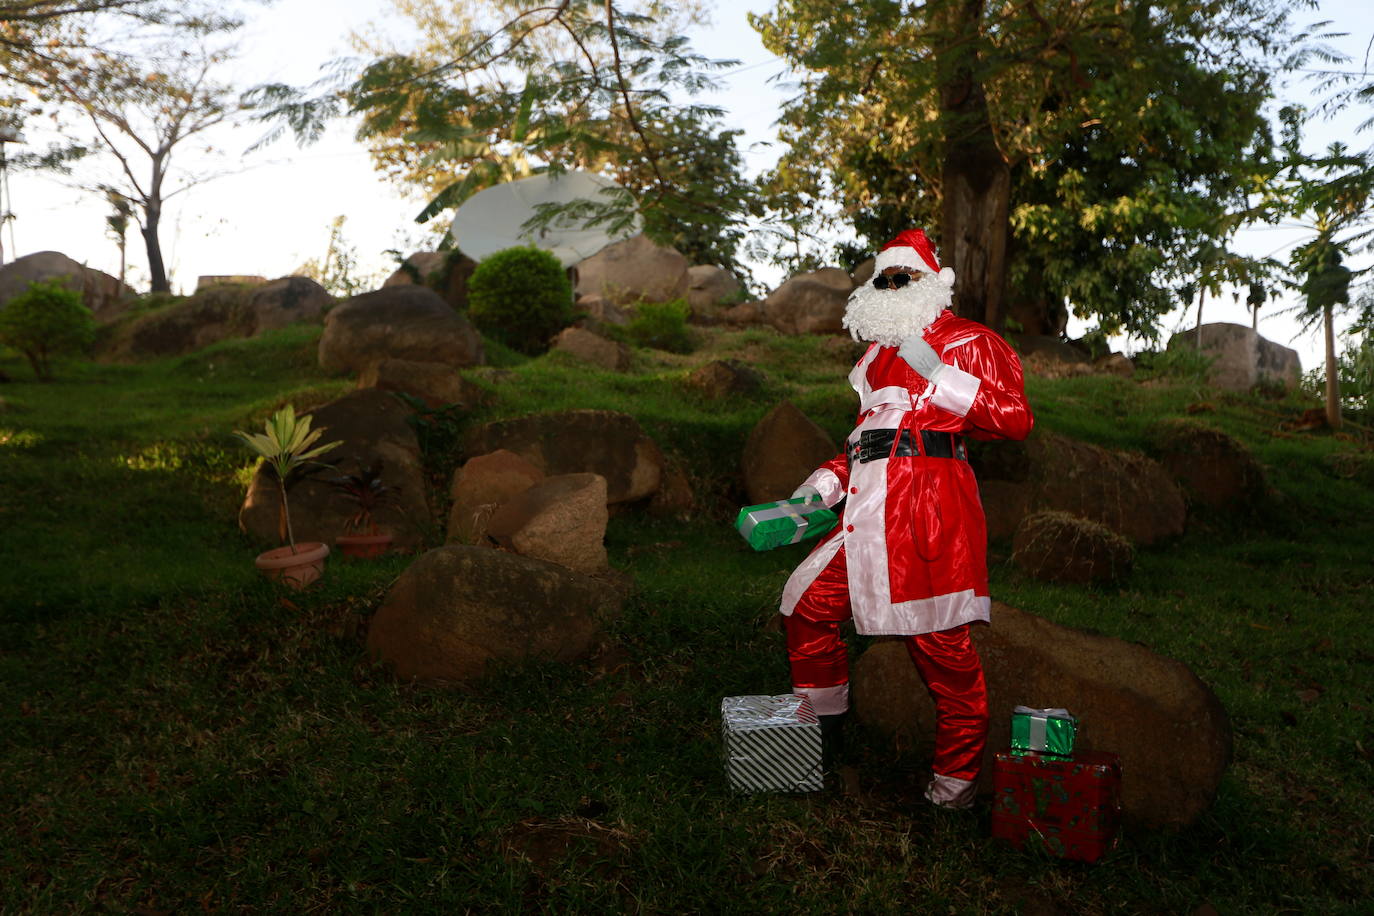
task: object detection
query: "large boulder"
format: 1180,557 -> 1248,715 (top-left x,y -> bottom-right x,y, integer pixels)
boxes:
685,265 -> 741,322
1149,418 -> 1270,512
97,277 -> 331,360
366,545 -> 622,684
241,276 -> 333,334
685,359 -> 764,399
741,401 -> 839,506
851,602 -> 1233,829
1167,323 -> 1301,392
382,250 -> 478,311
762,268 -> 853,335
0,250 -> 133,324
486,472 -> 609,573
318,285 -> 484,375
463,409 -> 663,505
550,326 -> 631,371
573,234 -> 690,306
1011,510 -> 1135,584
238,388 -> 430,550
973,432 -> 1186,545
357,358 -> 490,410
447,449 -> 545,545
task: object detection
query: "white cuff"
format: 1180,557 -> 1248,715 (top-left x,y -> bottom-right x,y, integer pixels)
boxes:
930,364 -> 979,418
802,468 -> 845,508
793,683 -> 850,716
925,773 -> 976,809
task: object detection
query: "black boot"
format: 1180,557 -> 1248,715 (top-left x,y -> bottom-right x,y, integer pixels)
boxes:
818,713 -> 847,772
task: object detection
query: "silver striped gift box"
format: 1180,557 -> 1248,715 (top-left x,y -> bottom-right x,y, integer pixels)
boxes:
721,694 -> 823,793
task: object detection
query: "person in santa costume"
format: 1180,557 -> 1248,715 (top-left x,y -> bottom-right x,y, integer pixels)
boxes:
783,228 -> 1033,809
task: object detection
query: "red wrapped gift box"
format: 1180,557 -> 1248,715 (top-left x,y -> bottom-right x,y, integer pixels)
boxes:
991,749 -> 1122,863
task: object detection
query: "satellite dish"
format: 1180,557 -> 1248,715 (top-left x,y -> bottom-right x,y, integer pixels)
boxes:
450,171 -> 641,267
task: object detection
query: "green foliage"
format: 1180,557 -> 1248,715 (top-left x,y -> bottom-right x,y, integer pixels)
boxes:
466,246 -> 574,355
0,279 -> 97,380
233,405 -> 341,549
618,298 -> 695,354
751,0 -> 1298,337
1301,334 -> 1374,422
250,1 -> 755,273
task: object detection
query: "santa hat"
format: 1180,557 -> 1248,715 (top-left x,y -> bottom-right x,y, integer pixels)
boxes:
874,229 -> 956,288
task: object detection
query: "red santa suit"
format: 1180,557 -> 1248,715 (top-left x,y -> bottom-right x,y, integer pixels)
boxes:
781,238 -> 1033,806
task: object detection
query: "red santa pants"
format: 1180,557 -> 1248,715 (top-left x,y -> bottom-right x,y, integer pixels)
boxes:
784,544 -> 989,782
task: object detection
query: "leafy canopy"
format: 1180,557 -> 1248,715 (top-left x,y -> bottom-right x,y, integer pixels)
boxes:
751,0 -> 1303,340
251,0 -> 755,273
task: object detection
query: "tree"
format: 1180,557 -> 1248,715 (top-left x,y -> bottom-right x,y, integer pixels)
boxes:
251,0 -> 755,273
752,0 -> 1301,339
102,186 -> 132,287
0,278 -> 97,380
11,17 -> 246,293
1279,139 -> 1374,431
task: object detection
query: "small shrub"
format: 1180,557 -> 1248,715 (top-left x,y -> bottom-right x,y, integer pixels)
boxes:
0,279 -> 97,380
621,298 -> 695,354
466,246 -> 574,354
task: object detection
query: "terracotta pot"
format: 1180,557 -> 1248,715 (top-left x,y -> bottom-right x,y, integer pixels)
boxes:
336,532 -> 394,559
254,541 -> 330,589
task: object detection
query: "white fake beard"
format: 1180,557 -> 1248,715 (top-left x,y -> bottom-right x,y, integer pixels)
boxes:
842,276 -> 950,347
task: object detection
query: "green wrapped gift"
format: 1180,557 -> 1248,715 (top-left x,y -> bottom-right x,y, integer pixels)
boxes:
1010,706 -> 1078,758
735,497 -> 839,552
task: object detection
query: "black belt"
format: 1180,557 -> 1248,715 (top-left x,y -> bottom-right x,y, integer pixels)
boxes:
849,428 -> 966,463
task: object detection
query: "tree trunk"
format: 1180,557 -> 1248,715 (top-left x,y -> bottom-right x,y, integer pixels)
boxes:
1324,302 -> 1341,431
141,201 -> 169,294
1194,287 -> 1205,349
938,0 -> 1010,331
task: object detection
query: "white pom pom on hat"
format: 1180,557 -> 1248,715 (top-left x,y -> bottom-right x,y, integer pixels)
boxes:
874,229 -> 955,288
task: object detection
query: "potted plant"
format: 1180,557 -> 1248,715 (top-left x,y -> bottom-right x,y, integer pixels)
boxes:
234,405 -> 342,588
328,459 -> 401,558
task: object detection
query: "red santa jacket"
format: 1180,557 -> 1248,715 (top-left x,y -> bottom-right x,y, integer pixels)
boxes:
780,310 -> 1034,635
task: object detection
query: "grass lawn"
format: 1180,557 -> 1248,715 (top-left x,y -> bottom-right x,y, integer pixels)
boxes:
1,322 -> 1371,913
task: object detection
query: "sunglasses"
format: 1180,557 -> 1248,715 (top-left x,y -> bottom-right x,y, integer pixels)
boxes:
872,272 -> 915,290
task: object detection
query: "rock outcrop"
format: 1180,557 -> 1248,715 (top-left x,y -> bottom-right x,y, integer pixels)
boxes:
762,268 -> 853,335
573,235 -> 689,306
685,265 -> 741,321
741,401 -> 839,505
463,409 -> 664,505
851,602 -> 1233,829
974,432 -> 1187,545
550,326 -> 631,371
486,472 -> 609,573
447,449 -> 545,545
1149,419 -> 1270,512
98,276 -> 331,360
356,358 -> 490,410
1167,323 -> 1301,392
318,286 -> 483,374
1011,510 -> 1135,584
0,250 -> 133,324
685,359 -> 764,399
366,545 -> 621,683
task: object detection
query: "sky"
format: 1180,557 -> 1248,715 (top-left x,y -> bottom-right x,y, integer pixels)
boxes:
4,0 -> 1373,373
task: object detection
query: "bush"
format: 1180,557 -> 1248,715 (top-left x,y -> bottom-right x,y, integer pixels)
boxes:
466,246 -> 574,355
0,279 -> 97,380
621,298 -> 696,354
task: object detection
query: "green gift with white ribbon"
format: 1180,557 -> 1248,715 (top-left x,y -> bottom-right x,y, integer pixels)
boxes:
735,497 -> 839,552
1010,706 -> 1078,758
